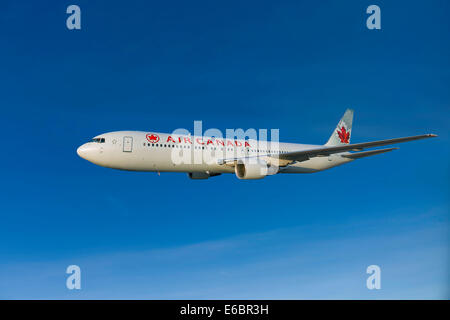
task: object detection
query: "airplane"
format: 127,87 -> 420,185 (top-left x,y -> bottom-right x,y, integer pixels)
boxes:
76,109 -> 437,179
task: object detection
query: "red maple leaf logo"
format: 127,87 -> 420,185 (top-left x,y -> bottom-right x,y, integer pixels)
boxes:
146,133 -> 160,143
337,126 -> 350,144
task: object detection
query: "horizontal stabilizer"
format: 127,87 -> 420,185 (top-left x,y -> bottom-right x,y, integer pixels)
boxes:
341,147 -> 398,159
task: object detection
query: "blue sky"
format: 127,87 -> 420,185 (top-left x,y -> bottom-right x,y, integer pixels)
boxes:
0,0 -> 448,299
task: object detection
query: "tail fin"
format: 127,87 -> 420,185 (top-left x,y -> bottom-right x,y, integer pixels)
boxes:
325,109 -> 354,146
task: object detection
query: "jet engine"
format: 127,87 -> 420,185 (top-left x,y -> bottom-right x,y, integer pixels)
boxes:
234,160 -> 278,180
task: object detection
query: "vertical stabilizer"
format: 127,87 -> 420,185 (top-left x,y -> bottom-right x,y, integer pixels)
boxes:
325,109 -> 354,146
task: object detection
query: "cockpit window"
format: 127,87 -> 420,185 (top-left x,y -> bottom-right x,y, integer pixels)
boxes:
90,138 -> 105,143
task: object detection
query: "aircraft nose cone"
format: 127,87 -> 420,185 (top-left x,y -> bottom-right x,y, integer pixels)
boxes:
77,143 -> 103,165
77,143 -> 97,160
77,145 -> 86,158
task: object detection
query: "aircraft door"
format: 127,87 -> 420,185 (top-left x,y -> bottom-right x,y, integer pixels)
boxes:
123,136 -> 133,152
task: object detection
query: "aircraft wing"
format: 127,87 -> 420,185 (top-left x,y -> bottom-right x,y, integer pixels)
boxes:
217,134 -> 436,165
277,134 -> 437,162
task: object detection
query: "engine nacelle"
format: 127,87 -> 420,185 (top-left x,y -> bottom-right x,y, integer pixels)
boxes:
234,160 -> 278,180
187,172 -> 221,180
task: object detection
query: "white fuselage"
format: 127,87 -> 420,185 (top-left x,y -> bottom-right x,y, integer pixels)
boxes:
77,131 -> 353,175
